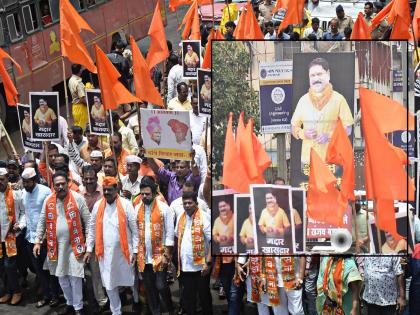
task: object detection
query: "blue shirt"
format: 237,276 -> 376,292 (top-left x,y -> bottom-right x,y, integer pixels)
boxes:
22,184 -> 52,243
322,32 -> 343,40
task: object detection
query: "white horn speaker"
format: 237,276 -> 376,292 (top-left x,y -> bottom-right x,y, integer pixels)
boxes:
331,229 -> 352,253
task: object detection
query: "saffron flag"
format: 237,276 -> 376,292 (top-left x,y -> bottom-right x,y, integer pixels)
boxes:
60,0 -> 97,73
233,1 -> 264,40
350,12 -> 371,40
0,48 -> 23,106
146,1 -> 170,70
222,113 -> 251,193
248,118 -> 272,176
413,0 -> 420,42
94,44 -> 141,111
202,29 -> 224,69
130,36 -> 163,107
371,0 -> 394,29
326,119 -> 355,201
307,148 -> 347,227
236,113 -> 260,180
178,0 -> 201,40
279,0 -> 305,32
390,14 -> 410,40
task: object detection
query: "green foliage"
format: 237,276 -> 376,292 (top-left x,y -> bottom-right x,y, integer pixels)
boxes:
212,41 -> 260,181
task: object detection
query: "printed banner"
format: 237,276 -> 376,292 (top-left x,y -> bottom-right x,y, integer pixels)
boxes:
17,103 -> 42,152
197,68 -> 211,117
30,92 -> 60,141
141,109 -> 192,161
251,184 -> 295,255
212,189 -> 236,256
234,194 -> 258,255
259,61 -> 293,133
182,40 -> 201,79
86,89 -> 110,135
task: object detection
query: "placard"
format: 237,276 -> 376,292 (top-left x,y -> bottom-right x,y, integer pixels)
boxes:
30,92 -> 60,141
86,89 -> 110,135
197,68 -> 211,117
17,103 -> 42,152
182,40 -> 201,79
212,189 -> 236,256
234,194 -> 258,255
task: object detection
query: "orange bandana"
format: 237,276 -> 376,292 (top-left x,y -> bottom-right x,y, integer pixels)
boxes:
0,185 -> 17,258
177,208 -> 205,276
322,257 -> 344,315
46,192 -> 85,261
95,195 -> 130,264
281,256 -> 296,290
308,83 -> 334,111
137,200 -> 165,272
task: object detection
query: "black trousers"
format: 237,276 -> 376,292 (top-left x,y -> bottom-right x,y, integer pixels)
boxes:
365,301 -> 397,315
141,264 -> 174,315
0,242 -> 21,296
180,271 -> 212,315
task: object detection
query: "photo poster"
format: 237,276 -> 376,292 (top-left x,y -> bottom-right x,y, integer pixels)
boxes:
140,109 -> 192,161
290,52 -> 355,188
259,61 -> 293,134
182,40 -> 201,79
368,212 -> 413,255
197,68 -> 211,117
234,194 -> 258,255
86,89 -> 109,135
212,189 -> 236,256
30,92 -> 60,141
251,184 -> 295,255
17,103 -> 43,153
291,188 -> 306,253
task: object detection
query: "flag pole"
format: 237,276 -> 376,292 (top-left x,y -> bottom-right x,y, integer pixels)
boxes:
204,117 -> 208,156
61,57 -> 71,123
43,142 -> 51,188
351,201 -> 360,253
211,0 -> 215,29
411,25 -> 420,63
373,201 -> 382,254
105,109 -> 122,184
0,118 -> 17,155
137,102 -> 143,146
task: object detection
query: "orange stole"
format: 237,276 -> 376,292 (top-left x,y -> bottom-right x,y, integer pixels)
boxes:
45,192 -> 85,261
322,258 -> 345,315
281,256 -> 296,290
95,196 -> 130,264
0,185 -> 17,258
250,256 -> 280,306
177,208 -> 205,276
137,200 -> 165,272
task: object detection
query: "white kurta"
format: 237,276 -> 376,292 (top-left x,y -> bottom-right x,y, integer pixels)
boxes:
87,197 -> 139,290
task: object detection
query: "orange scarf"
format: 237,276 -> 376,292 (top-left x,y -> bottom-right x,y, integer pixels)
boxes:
177,208 -> 205,276
263,256 -> 280,306
46,192 -> 85,261
281,257 -> 296,290
250,257 -> 262,303
0,185 -> 17,258
137,200 -> 164,272
308,83 -> 334,111
95,195 -> 130,264
322,257 -> 344,315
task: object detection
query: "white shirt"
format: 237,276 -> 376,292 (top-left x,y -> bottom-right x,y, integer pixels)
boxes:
0,189 -> 26,241
303,27 -> 323,39
192,144 -> 208,184
176,209 -> 211,272
167,64 -> 186,104
264,32 -> 277,40
52,116 -> 69,148
170,196 -> 210,224
189,111 -> 207,145
121,174 -> 143,197
135,200 -> 174,265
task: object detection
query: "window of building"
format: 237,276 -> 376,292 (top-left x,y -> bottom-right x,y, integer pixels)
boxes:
6,12 -> 23,42
0,20 -> 5,46
22,3 -> 39,33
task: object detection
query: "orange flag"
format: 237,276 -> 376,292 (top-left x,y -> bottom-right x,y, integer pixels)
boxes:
307,148 -> 347,227
390,14 -> 410,40
360,87 -> 415,202
326,119 -> 355,202
0,48 -> 23,106
279,0 -> 305,32
248,118 -> 272,175
94,44 -> 141,111
375,199 -> 403,240
178,0 -> 200,40
272,0 -> 289,14
350,12 -> 372,40
202,29 -> 224,69
413,0 -> 420,42
371,0 -> 394,29
130,36 -> 163,107
387,0 -> 410,26
233,1 -> 264,40
222,113 -> 251,193
146,1 -> 170,70
60,0 -> 97,73
236,113 -> 259,180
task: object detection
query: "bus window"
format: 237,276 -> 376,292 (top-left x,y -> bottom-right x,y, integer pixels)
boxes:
0,20 -> 5,46
6,13 -> 23,42
87,0 -> 104,8
22,3 -> 39,34
40,1 -> 53,26
3,0 -> 18,7
49,0 -> 82,22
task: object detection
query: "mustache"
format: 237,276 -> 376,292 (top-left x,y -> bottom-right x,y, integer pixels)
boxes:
56,188 -> 65,193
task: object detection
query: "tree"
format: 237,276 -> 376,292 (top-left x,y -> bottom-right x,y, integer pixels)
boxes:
212,41 -> 260,181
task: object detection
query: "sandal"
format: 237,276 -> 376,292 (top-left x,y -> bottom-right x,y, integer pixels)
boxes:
36,299 -> 49,308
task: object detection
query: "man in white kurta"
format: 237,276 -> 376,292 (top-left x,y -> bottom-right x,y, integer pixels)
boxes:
34,171 -> 90,315
86,176 -> 139,315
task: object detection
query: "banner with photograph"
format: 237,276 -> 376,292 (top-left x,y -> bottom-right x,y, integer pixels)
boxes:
182,40 -> 201,79
392,130 -> 415,158
251,184 -> 295,254
290,53 -> 355,188
259,61 -> 293,134
291,188 -> 306,253
212,189 -> 236,256
30,92 -> 60,141
234,194 -> 258,255
86,89 -> 110,135
141,109 -> 192,161
17,103 -> 42,152
368,212 -> 413,254
197,68 -> 211,117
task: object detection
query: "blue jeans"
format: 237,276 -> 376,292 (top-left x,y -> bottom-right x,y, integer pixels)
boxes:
228,280 -> 245,315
